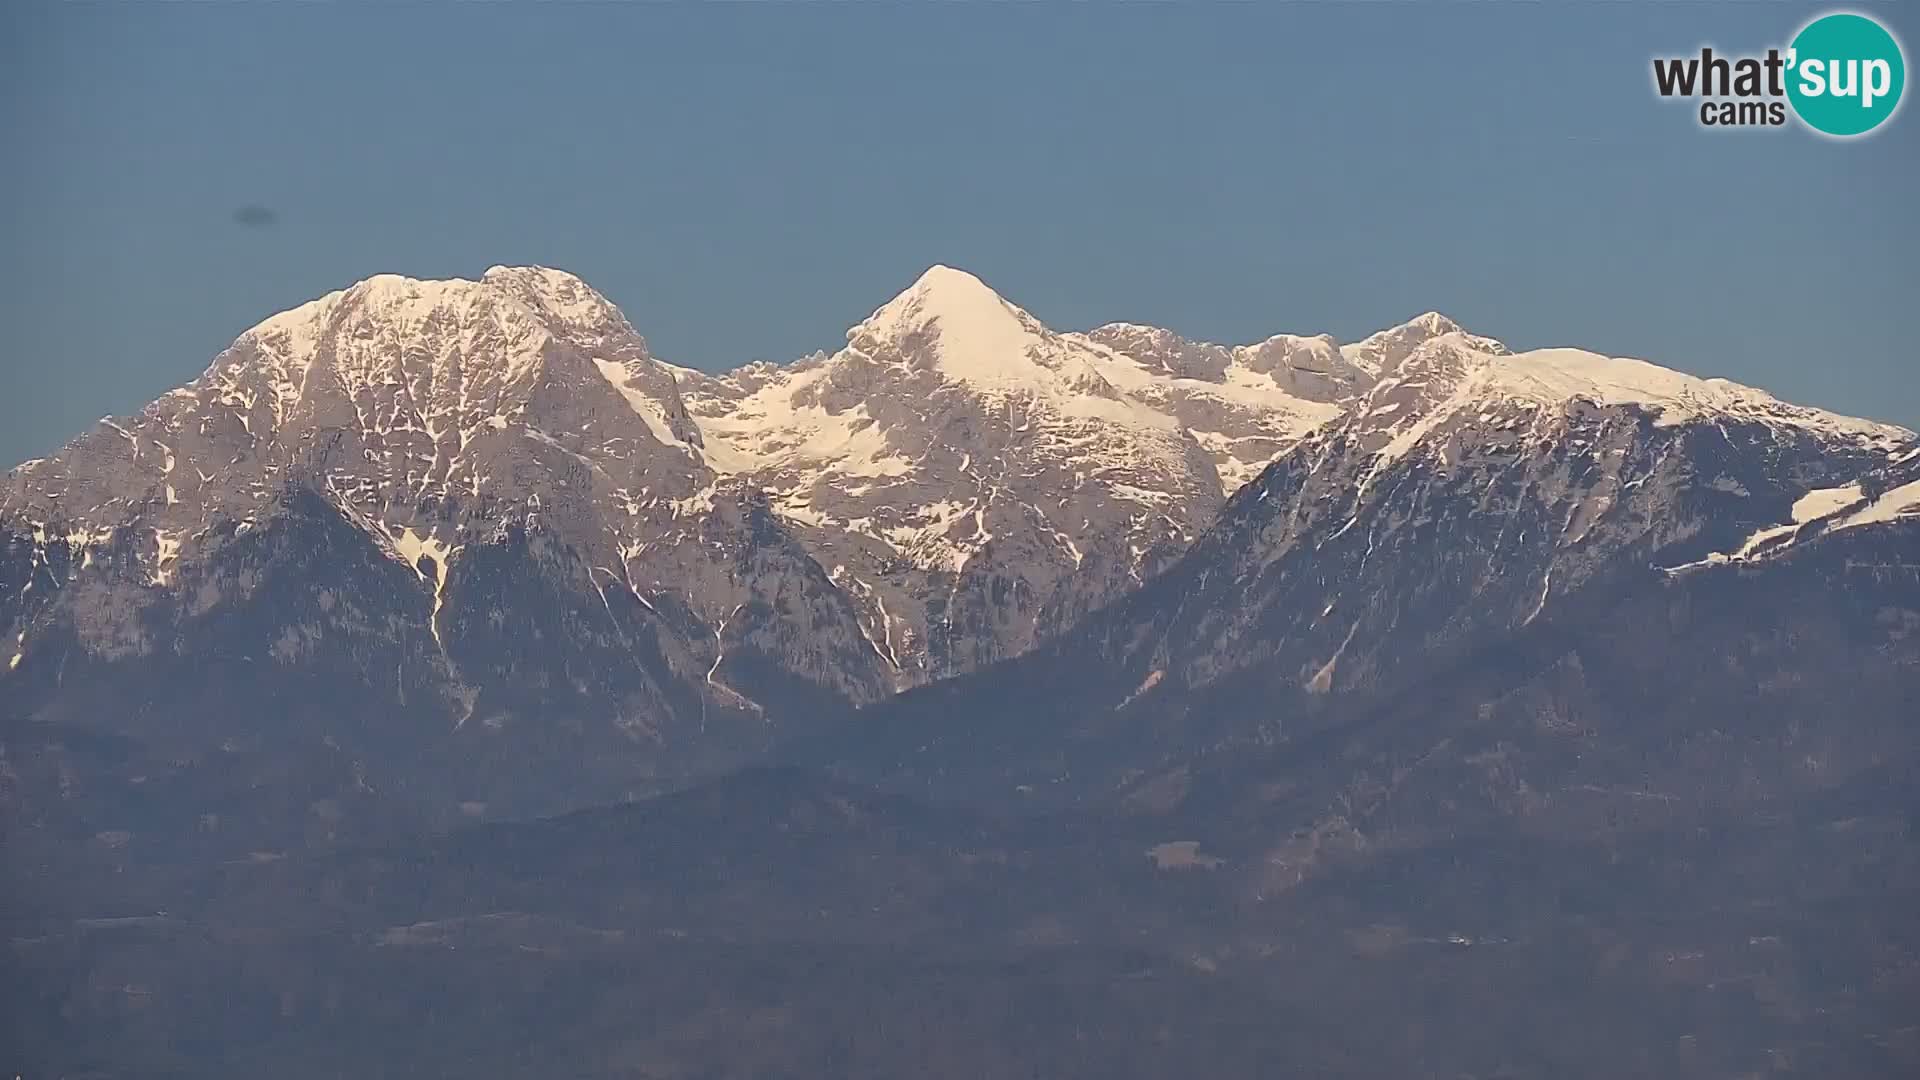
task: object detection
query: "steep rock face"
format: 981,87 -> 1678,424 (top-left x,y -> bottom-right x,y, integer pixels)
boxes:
0,487 -> 728,823
5,263 -> 1403,735
1110,334 -> 1911,697
670,274 -> 1501,686
7,268 -> 701,529
677,267 -> 1227,681
799,336 -> 1916,804
8,268 -> 1920,1080
4,263 -> 1705,710
1071,322 -> 1369,489
5,264 -> 1913,818
0,269 -> 893,817
14,522 -> 1919,1080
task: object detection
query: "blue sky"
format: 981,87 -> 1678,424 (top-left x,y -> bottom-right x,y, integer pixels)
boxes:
3,2 -> 1914,465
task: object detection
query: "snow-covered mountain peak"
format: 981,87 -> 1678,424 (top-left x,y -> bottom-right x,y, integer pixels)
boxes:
481,263 -> 597,295
865,264 -> 1012,324
222,266 -> 693,435
688,269 -> 1187,482
850,265 -> 1081,395
859,265 -> 1027,343
480,265 -> 645,355
1072,323 -> 1369,490
1505,347 -> 1912,443
656,268 -> 1226,680
1340,311 -> 1502,377
1407,310 -> 1462,335
1339,332 -> 1914,476
235,269 -> 576,382
3,266 -> 720,578
199,272 -> 560,451
1236,332 -> 1352,383
9,264 -> 1914,707
236,265 -> 638,369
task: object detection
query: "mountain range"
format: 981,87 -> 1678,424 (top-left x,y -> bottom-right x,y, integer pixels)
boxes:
6,266 -> 1911,807
4,265 -> 1918,1077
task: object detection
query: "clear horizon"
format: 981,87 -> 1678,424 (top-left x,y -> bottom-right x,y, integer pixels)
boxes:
4,1 -> 1916,466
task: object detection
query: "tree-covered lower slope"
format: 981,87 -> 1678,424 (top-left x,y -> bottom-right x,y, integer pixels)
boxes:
4,519 -> 1916,1078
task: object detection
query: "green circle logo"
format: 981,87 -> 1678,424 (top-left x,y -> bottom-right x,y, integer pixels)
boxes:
1787,12 -> 1906,137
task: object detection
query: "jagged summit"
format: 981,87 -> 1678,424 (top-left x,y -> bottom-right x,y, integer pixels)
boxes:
671,265 -> 1223,680
220,265 -> 661,436
1403,310 -> 1463,335
6,263 -> 1915,708
240,265 -> 639,362
246,264 -> 603,321
1086,312 -> 1464,354
230,272 -> 554,419
481,263 -> 599,291
1339,310 -> 1499,377
1,263 -> 716,593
